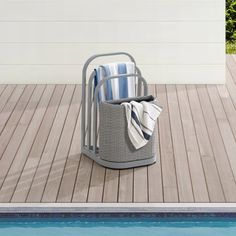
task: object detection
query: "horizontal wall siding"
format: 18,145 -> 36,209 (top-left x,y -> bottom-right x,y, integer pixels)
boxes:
0,22 -> 225,43
0,65 -> 225,84
0,0 -> 225,84
0,43 -> 225,65
0,0 -> 224,21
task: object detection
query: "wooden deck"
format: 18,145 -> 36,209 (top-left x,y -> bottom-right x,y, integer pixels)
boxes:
0,55 -> 236,203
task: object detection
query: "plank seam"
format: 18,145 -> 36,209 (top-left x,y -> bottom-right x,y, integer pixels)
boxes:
195,85 -> 226,202
0,85 -> 45,195
206,85 -> 236,186
55,101 -> 82,202
175,85 -> 195,202
184,85 -> 211,202
21,85 -> 67,202
39,85 -> 76,202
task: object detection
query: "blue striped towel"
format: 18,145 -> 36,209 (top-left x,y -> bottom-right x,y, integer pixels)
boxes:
122,100 -> 162,149
94,62 -> 136,101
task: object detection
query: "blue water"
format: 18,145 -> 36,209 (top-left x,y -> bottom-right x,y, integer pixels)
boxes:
0,215 -> 236,236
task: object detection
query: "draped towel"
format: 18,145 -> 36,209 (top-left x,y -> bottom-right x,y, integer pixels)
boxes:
94,62 -> 136,101
122,100 -> 162,149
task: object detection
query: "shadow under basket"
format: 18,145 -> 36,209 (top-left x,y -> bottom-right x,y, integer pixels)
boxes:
99,99 -> 157,169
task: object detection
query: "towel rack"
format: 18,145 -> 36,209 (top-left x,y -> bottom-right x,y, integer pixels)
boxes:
81,52 -> 157,169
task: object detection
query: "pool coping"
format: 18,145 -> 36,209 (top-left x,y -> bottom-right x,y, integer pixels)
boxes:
0,203 -> 236,213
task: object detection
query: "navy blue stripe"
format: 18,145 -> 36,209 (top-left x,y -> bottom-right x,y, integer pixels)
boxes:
94,69 -> 98,88
104,65 -> 113,100
94,69 -> 100,102
131,110 -> 141,127
131,105 -> 151,141
118,63 -> 128,98
143,131 -> 151,140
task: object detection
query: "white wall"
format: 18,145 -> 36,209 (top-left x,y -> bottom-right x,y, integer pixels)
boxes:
0,0 -> 225,84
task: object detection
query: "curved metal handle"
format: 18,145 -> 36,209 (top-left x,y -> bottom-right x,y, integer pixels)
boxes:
85,66 -> 142,150
82,52 -> 136,85
81,52 -> 137,148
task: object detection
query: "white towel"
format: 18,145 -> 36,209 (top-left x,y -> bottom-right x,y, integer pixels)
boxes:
122,101 -> 162,149
94,62 -> 136,101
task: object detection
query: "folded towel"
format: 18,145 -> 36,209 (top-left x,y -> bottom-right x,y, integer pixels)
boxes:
94,62 -> 136,101
122,100 -> 162,149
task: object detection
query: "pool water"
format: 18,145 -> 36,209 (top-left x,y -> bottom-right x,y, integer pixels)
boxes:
0,215 -> 236,236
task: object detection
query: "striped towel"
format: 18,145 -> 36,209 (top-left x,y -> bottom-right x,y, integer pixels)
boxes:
94,62 -> 136,101
122,100 -> 162,149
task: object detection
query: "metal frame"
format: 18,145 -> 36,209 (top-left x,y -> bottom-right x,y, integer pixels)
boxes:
81,52 -> 156,169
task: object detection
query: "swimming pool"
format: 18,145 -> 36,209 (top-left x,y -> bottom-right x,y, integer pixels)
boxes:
0,213 -> 236,236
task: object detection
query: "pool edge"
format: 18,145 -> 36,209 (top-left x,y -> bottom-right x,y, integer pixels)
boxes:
0,203 -> 236,213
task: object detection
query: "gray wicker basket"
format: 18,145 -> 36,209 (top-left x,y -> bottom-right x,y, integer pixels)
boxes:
99,98 -> 157,165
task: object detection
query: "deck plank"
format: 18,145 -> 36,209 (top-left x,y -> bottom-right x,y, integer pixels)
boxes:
227,55 -> 236,84
87,163 -> 106,202
133,166 -> 148,202
26,85 -> 75,202
41,85 -> 79,203
0,85 -> 16,114
0,85 -> 25,135
147,85 -> 163,203
0,85 -> 45,191
72,155 -> 93,202
103,169 -> 119,203
197,85 -> 236,202
118,168 -> 133,203
226,67 -> 236,108
156,85 -> 178,203
11,85 -> 65,202
217,84 -> 236,143
0,85 -> 54,202
57,86 -> 82,202
207,85 -> 236,193
166,85 -> 194,202
176,85 -> 209,202
186,85 -> 225,202
0,85 -> 6,97
0,85 -> 35,159
0,85 -> 7,109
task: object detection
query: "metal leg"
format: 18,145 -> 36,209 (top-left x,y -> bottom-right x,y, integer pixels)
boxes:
87,71 -> 95,150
